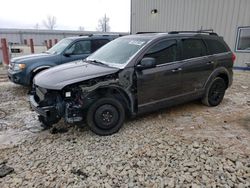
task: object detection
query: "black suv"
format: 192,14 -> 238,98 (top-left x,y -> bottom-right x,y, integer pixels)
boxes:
8,34 -> 119,86
30,31 -> 234,135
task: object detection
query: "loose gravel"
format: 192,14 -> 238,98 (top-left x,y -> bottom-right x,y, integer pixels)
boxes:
0,68 -> 249,187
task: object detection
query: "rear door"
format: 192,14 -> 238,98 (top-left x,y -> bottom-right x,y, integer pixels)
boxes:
179,38 -> 213,94
91,39 -> 110,53
136,39 -> 182,107
204,38 -> 232,69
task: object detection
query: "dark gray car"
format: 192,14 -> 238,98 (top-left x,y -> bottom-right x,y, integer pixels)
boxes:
8,35 -> 118,86
30,31 -> 234,135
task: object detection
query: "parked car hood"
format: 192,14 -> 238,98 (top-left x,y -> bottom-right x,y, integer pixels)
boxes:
11,53 -> 56,64
34,60 -> 119,90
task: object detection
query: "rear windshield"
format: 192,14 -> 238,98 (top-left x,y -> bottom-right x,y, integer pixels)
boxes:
204,39 -> 229,55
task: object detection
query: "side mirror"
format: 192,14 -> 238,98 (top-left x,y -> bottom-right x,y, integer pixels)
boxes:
64,47 -> 75,56
137,57 -> 156,70
64,51 -> 73,57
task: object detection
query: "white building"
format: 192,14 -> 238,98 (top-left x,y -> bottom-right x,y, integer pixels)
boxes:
0,29 -> 127,63
131,0 -> 250,69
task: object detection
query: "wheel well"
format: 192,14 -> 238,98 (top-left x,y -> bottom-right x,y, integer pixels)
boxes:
31,68 -> 49,81
88,87 -> 132,115
217,73 -> 229,88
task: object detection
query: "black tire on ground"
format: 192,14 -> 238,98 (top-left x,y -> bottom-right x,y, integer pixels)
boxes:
202,77 -> 226,107
87,97 -> 125,136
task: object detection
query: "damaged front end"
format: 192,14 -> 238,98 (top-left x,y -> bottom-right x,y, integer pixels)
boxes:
30,73 -> 129,127
30,86 -> 64,126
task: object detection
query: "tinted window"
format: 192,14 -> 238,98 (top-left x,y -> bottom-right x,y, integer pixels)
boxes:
67,40 -> 91,55
205,39 -> 228,54
92,39 -> 110,52
144,40 -> 178,65
182,39 -> 207,59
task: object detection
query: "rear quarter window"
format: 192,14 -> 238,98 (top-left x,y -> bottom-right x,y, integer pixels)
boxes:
205,39 -> 229,55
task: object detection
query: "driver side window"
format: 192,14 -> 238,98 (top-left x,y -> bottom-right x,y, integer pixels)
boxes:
67,40 -> 91,55
144,39 -> 178,65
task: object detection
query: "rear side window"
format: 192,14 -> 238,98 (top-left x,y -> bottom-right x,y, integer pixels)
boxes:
182,39 -> 207,59
92,39 -> 110,52
144,39 -> 178,65
205,39 -> 228,55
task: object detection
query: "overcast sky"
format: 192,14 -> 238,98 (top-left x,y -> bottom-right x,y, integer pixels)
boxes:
0,0 -> 130,32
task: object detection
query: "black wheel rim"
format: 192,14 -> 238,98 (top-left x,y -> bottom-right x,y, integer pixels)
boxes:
94,104 -> 119,130
208,80 -> 225,105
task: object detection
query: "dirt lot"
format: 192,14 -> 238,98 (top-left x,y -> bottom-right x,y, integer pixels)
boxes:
0,66 -> 249,187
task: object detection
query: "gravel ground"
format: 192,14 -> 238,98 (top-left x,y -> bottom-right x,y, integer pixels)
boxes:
0,67 -> 249,187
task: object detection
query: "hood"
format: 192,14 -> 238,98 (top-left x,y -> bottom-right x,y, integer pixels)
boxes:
11,53 -> 56,64
34,60 -> 119,90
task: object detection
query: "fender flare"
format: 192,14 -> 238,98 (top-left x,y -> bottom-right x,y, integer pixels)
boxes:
85,85 -> 135,115
204,67 -> 231,90
32,65 -> 52,73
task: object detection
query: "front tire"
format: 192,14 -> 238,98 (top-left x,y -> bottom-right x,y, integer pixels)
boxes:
38,115 -> 59,129
87,97 -> 125,136
202,77 -> 226,106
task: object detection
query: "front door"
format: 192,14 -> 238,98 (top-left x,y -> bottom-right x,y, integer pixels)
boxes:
61,40 -> 91,64
136,39 -> 182,112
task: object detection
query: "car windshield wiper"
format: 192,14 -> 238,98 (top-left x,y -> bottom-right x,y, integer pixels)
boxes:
87,59 -> 109,67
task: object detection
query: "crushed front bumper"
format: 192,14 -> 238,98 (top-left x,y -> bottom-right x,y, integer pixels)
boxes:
30,95 -> 56,118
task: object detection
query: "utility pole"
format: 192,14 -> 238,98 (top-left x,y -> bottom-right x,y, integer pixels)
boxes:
104,14 -> 107,32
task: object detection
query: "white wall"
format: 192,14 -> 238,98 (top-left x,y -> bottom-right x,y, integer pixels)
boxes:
131,0 -> 250,68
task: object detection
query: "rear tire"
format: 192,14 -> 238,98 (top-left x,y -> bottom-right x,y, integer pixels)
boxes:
87,97 -> 125,136
202,77 -> 226,106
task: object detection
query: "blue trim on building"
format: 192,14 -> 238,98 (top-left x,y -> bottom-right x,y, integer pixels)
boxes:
233,66 -> 250,71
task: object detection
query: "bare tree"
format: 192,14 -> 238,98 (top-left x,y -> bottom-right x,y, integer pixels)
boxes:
96,14 -> 110,32
78,26 -> 85,31
34,23 -> 39,30
43,15 -> 57,30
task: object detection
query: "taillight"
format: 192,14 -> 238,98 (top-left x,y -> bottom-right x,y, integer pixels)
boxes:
232,53 -> 236,63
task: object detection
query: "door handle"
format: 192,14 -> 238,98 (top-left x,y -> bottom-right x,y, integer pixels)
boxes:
171,68 -> 182,73
207,61 -> 215,65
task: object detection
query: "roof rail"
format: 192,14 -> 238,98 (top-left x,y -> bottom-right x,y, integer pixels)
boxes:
168,30 -> 218,36
87,33 -> 123,37
78,34 -> 89,36
78,34 -> 123,37
136,32 -> 160,34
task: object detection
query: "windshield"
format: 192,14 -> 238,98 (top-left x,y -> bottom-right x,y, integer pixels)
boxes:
87,37 -> 149,67
46,38 -> 73,54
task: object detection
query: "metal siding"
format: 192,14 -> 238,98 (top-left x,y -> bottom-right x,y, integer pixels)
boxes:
131,0 -> 250,67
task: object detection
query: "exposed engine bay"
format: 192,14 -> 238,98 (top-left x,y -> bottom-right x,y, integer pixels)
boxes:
31,70 -> 136,126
